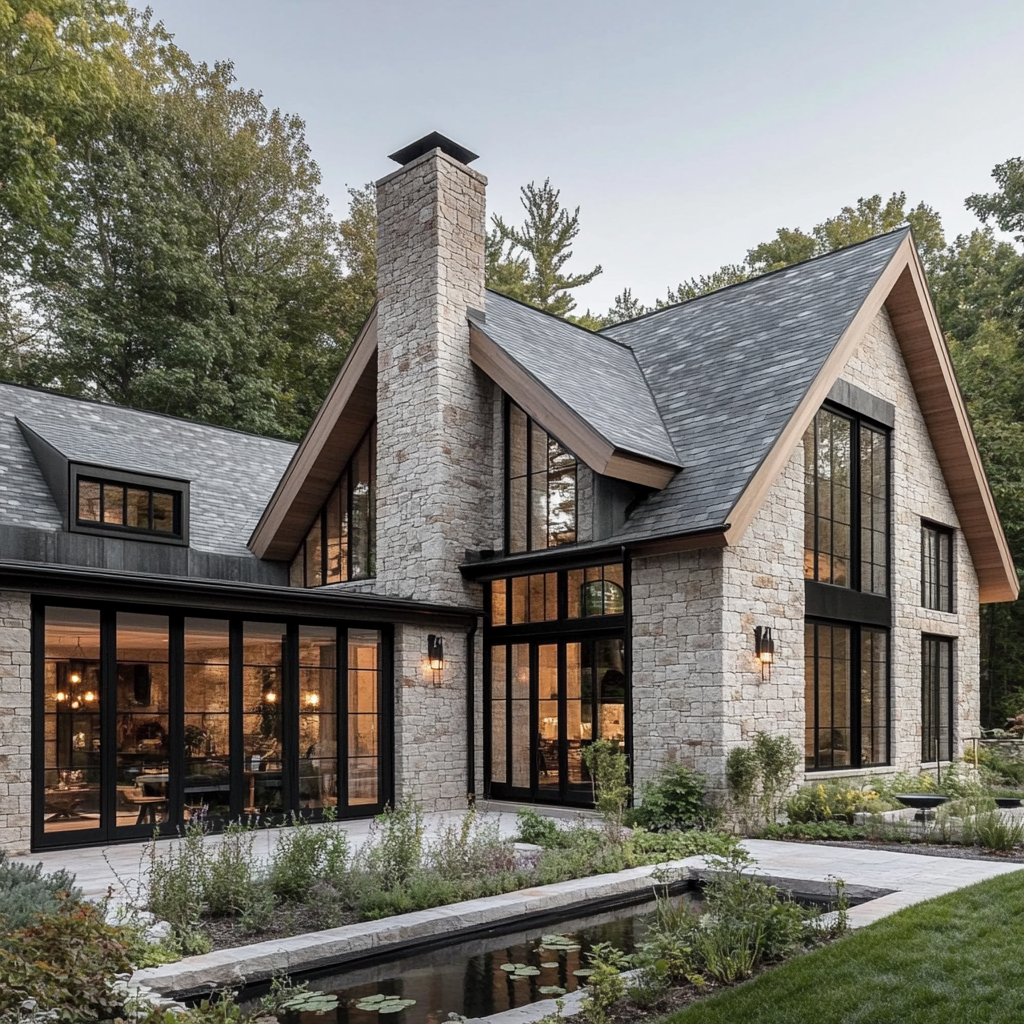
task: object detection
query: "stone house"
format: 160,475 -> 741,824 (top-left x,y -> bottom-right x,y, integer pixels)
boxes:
0,133 -> 1016,853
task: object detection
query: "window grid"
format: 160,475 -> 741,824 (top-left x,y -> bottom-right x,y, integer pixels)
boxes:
506,399 -> 578,554
804,406 -> 889,595
921,523 -> 953,612
805,621 -> 890,771
922,636 -> 954,763
76,477 -> 180,537
290,422 -> 376,587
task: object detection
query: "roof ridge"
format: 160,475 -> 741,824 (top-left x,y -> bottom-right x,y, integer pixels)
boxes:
602,226 -> 913,333
0,378 -> 298,447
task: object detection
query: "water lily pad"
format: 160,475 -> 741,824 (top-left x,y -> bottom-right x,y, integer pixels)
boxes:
539,986 -> 567,996
283,993 -> 339,1014
500,963 -> 518,972
358,996 -> 387,1005
541,962 -> 559,969
514,966 -> 541,977
573,969 -> 593,977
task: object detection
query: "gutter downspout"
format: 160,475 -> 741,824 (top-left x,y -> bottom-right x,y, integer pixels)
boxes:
466,616 -> 479,806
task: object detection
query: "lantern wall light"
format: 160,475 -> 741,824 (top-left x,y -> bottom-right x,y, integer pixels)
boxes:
427,634 -> 444,676
754,626 -> 775,680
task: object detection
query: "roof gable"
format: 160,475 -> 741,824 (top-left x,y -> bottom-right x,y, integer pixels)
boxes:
470,292 -> 680,487
605,229 -> 1016,603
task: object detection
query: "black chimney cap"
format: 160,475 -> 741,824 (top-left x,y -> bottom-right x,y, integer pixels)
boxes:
388,132 -> 479,167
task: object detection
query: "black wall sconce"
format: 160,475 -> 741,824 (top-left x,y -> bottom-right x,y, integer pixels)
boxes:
427,634 -> 444,676
754,626 -> 775,680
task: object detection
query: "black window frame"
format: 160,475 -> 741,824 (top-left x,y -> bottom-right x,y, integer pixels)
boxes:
804,619 -> 891,772
290,421 -> 376,588
31,596 -> 394,850
921,521 -> 954,613
503,396 -> 579,556
803,402 -> 891,598
69,464 -> 188,546
922,634 -> 954,764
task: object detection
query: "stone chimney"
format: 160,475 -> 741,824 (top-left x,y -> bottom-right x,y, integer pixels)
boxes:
374,133 -> 490,607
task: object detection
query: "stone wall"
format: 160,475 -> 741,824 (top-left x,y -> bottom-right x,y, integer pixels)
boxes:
0,590 -> 31,853
630,548 -> 725,792
371,146 -> 493,809
841,307 -> 980,768
629,305 -> 984,799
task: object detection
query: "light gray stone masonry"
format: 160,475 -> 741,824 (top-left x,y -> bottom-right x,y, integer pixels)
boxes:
0,589 -> 31,853
630,307 -> 981,798
371,147 -> 493,809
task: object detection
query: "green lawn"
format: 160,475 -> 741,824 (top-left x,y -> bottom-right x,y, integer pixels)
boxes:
664,869 -> 1024,1024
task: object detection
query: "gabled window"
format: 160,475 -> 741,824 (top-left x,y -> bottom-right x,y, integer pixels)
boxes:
505,399 -> 577,554
290,422 -> 376,587
70,466 -> 187,544
803,406 -> 889,595
922,522 -> 954,612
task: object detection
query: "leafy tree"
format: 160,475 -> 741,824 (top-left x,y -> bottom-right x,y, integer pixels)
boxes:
746,193 -> 945,275
21,14 -> 352,439
0,0 -> 125,237
658,264 -> 749,306
489,178 -> 601,316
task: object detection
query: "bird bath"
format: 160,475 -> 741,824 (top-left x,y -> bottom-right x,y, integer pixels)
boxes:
894,794 -> 949,822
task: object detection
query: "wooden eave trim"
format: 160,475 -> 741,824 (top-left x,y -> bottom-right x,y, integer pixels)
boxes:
249,308 -> 378,560
469,322 -> 678,489
722,235 -> 1018,604
629,529 -> 728,557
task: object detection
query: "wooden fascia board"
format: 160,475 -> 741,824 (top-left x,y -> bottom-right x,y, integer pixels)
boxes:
722,235 -> 1018,604
248,309 -> 378,560
723,239 -> 913,551
469,322 -> 677,489
888,247 -> 1018,603
630,529 -> 728,557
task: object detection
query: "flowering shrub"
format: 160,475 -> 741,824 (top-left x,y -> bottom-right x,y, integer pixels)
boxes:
785,781 -> 887,824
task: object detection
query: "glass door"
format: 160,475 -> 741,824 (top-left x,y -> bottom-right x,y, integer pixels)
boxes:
487,635 -> 627,806
42,608 -> 103,839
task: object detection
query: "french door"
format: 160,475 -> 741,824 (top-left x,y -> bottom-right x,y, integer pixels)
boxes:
487,634 -> 627,806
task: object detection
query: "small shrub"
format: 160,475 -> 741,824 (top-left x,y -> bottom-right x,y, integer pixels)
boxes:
427,810 -> 517,880
582,740 -> 631,829
0,851 -> 81,931
725,747 -> 759,827
626,764 -> 720,832
146,820 -> 209,930
762,820 -> 867,841
0,901 -> 132,1021
355,799 -> 424,888
625,826 -> 739,863
968,810 -> 1024,851
581,941 -> 631,1024
785,781 -> 887,824
515,806 -> 563,847
269,815 -> 349,901
205,822 -> 260,915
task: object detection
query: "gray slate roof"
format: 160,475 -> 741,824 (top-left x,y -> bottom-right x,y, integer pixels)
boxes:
474,291 -> 680,467
601,229 -> 909,539
0,383 -> 296,559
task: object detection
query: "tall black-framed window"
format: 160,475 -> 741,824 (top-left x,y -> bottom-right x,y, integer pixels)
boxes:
804,621 -> 889,771
485,562 -> 628,807
803,406 -> 889,595
505,399 -> 578,554
33,599 -> 392,849
922,635 -> 954,763
290,422 -> 376,587
922,522 -> 954,612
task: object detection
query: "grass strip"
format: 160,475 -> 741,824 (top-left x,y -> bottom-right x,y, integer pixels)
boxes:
663,869 -> 1024,1024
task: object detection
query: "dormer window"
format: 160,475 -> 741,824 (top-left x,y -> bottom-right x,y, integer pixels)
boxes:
70,466 -> 188,544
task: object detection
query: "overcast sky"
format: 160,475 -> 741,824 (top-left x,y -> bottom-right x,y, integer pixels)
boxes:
149,0 -> 1024,313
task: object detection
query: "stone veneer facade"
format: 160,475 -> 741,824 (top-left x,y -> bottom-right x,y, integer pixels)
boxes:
630,306 -> 980,794
0,591 -> 31,851
370,148 -> 494,808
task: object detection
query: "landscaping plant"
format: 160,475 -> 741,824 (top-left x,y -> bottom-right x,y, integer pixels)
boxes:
626,764 -> 720,832
581,739 -> 632,830
726,731 -> 801,830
